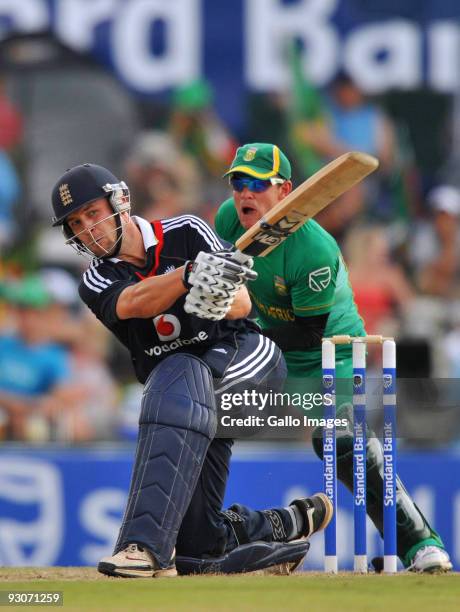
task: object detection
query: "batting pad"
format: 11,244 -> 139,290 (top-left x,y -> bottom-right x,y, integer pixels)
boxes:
176,539 -> 310,575
114,353 -> 217,568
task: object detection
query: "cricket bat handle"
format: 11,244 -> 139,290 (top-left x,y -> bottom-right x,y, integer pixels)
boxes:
231,248 -> 250,263
229,248 -> 258,281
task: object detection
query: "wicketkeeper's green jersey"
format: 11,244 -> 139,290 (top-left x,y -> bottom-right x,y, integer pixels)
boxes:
215,197 -> 365,376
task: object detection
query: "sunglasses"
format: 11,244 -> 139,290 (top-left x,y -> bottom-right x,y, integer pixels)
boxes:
230,176 -> 285,193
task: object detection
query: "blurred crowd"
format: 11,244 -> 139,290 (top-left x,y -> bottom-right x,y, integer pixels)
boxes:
1,55 -> 460,447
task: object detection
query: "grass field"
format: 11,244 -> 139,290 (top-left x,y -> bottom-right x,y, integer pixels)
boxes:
0,569 -> 459,612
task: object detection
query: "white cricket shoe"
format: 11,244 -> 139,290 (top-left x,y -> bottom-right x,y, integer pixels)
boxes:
98,543 -> 177,578
409,546 -> 452,573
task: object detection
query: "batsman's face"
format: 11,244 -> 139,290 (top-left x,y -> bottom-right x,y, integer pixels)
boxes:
233,178 -> 292,229
66,198 -> 119,257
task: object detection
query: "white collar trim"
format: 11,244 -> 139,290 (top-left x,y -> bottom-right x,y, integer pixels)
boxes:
108,215 -> 158,263
133,215 -> 158,250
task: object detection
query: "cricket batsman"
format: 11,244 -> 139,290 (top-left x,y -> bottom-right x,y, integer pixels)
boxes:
215,142 -> 452,573
50,162 -> 333,577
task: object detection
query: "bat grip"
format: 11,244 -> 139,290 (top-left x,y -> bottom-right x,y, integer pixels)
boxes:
229,248 -> 258,281
231,248 -> 250,264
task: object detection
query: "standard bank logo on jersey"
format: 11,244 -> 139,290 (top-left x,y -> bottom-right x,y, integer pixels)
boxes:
153,314 -> 181,341
308,267 -> 331,292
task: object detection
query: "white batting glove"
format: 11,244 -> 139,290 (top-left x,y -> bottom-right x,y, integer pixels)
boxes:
183,251 -> 257,291
182,250 -> 256,321
184,287 -> 235,321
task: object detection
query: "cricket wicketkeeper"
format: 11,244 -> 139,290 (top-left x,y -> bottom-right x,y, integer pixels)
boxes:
215,142 -> 452,573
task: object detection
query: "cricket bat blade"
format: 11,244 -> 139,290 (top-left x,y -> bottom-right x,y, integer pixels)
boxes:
235,151 -> 379,257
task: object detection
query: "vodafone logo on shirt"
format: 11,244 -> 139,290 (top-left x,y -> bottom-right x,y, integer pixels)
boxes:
153,314 -> 181,341
146,314 -> 208,357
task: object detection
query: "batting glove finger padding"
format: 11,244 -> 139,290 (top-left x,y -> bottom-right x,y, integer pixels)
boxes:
192,262 -> 245,286
184,280 -> 239,320
183,259 -> 243,291
189,285 -> 235,307
184,292 -> 233,321
193,251 -> 257,284
192,271 -> 241,295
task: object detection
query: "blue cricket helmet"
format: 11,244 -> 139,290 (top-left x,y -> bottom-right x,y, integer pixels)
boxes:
51,163 -> 130,227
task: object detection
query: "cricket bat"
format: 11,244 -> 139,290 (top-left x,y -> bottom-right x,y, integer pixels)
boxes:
234,151 -> 378,257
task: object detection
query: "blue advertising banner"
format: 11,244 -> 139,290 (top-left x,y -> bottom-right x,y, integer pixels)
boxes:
0,446 -> 459,571
0,0 -> 459,131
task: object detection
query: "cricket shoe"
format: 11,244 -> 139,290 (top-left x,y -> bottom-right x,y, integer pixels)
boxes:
408,546 -> 452,574
290,492 -> 334,538
98,544 -> 177,578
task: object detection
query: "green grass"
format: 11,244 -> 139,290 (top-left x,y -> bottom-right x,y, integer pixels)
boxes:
0,571 -> 459,611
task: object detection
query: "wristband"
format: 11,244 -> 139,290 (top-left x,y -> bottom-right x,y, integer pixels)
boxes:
182,260 -> 195,290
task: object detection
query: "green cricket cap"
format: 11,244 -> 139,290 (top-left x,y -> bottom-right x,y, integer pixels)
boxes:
173,79 -> 213,111
224,143 -> 291,180
0,276 -> 51,309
